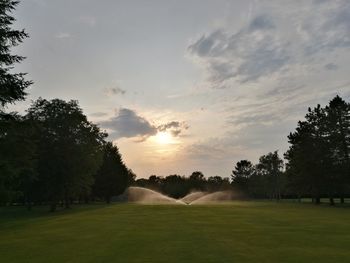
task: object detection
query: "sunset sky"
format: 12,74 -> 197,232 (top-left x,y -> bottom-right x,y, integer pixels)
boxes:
11,0 -> 350,178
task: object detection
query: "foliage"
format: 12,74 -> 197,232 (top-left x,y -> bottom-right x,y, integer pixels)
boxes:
25,98 -> 107,210
92,142 -> 131,203
0,0 -> 32,108
285,95 -> 350,204
134,172 -> 231,198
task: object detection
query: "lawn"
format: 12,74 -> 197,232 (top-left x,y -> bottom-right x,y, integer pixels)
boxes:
1,202 -> 350,263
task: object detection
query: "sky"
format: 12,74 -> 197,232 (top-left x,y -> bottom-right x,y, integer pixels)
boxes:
10,0 -> 350,178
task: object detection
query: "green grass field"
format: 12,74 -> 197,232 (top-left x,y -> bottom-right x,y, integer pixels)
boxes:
1,202 -> 350,262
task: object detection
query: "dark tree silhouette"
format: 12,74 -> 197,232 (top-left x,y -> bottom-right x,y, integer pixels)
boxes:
231,160 -> 254,193
0,0 -> 33,205
285,95 -> 350,205
188,171 -> 206,191
256,151 -> 284,200
92,142 -> 130,203
0,0 -> 31,108
0,113 -> 37,206
26,98 -> 106,211
326,95 -> 350,203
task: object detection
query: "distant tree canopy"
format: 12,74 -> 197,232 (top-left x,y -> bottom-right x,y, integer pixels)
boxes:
231,151 -> 285,200
134,172 -> 231,199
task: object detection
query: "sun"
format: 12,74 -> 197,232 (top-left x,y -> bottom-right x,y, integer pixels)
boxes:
155,131 -> 173,144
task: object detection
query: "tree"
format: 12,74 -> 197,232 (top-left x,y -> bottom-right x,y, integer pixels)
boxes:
326,95 -> 350,203
0,0 -> 34,206
207,176 -> 230,191
256,151 -> 284,200
92,142 -> 130,203
162,175 -> 188,199
0,0 -> 32,108
188,171 -> 206,191
231,160 -> 254,193
0,113 -> 37,205
26,98 -> 106,211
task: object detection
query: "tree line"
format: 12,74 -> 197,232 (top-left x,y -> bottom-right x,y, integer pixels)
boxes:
1,98 -> 135,211
135,172 -> 231,199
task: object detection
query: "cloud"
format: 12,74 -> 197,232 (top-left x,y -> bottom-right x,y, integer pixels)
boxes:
100,108 -> 157,140
157,121 -> 189,137
188,17 -> 289,86
324,63 -> 338,71
187,1 -> 350,88
100,109 -> 189,141
104,86 -> 126,96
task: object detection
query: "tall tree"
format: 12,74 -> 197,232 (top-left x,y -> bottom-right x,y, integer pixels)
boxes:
0,0 -> 33,205
231,160 -> 254,193
285,98 -> 347,205
26,98 -> 106,211
92,142 -> 130,203
0,0 -> 31,108
326,95 -> 350,203
256,151 -> 284,200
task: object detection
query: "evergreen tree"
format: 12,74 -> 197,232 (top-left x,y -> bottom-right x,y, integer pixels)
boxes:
0,0 -> 33,205
0,0 -> 31,108
326,95 -> 350,203
231,160 -> 254,193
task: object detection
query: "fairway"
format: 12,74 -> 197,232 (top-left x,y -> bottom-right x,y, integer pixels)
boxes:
1,202 -> 350,263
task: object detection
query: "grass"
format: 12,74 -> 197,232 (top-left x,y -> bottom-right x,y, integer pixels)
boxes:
1,202 -> 350,263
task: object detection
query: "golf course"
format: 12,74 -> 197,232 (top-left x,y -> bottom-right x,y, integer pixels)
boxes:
1,202 -> 350,263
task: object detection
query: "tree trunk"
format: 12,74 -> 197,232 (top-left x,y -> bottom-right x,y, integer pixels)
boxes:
340,196 -> 345,204
329,197 -> 335,206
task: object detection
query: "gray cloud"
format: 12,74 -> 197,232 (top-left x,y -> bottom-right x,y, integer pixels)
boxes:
157,121 -> 189,137
324,63 -> 338,71
100,108 -> 157,140
248,14 -> 275,31
104,87 -> 126,96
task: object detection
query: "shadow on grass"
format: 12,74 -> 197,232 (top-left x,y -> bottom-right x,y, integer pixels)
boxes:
0,203 -> 112,226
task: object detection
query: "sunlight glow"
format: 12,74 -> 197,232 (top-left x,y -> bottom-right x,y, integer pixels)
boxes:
155,131 -> 173,144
